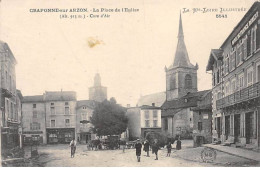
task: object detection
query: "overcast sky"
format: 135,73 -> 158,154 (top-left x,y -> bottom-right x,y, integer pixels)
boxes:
0,0 -> 257,106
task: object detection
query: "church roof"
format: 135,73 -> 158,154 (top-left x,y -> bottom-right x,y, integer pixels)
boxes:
170,13 -> 195,69
161,90 -> 210,117
137,92 -> 166,107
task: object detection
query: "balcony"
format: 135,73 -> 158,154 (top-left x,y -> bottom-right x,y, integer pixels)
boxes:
216,81 -> 260,109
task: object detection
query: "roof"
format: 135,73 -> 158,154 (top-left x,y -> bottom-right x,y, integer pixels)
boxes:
171,13 -> 195,69
137,91 -> 166,107
0,40 -> 17,64
220,2 -> 260,49
140,105 -> 161,110
206,49 -> 223,71
161,90 -> 211,117
23,95 -> 44,103
16,89 -> 23,99
76,100 -> 99,109
44,91 -> 76,101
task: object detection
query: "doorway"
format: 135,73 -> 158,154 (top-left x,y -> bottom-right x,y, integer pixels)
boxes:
234,114 -> 240,142
245,112 -> 254,144
225,116 -> 230,140
216,117 -> 221,139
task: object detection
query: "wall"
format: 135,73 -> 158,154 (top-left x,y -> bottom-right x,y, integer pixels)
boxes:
22,102 -> 46,144
126,107 -> 141,139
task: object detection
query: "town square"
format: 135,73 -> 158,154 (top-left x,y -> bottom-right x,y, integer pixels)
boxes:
0,0 -> 260,167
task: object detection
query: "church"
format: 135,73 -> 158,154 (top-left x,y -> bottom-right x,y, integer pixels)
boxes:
161,14 -> 210,139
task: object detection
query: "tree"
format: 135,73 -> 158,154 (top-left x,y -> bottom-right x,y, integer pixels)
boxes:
146,132 -> 167,147
90,99 -> 128,137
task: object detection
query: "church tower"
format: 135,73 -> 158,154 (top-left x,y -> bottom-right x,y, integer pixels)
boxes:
165,13 -> 198,101
89,73 -> 107,102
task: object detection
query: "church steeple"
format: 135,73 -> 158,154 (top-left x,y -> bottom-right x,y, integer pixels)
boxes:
173,13 -> 193,68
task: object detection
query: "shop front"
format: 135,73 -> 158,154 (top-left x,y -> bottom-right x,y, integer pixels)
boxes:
47,128 -> 75,144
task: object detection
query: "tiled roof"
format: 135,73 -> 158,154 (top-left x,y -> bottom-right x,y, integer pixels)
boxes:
206,49 -> 224,71
44,91 -> 76,101
23,95 -> 44,103
140,105 -> 161,110
137,92 -> 166,107
76,100 -> 99,109
161,90 -> 211,117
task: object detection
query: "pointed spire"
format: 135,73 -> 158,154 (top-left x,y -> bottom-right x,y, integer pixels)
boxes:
172,13 -> 194,68
178,12 -> 184,38
94,73 -> 101,86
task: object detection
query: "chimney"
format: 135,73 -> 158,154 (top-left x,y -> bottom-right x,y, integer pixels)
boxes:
152,103 -> 155,107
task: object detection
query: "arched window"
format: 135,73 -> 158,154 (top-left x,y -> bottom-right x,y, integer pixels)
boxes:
185,74 -> 192,89
170,76 -> 176,90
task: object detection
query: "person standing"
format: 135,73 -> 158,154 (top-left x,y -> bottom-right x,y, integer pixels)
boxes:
176,136 -> 182,150
135,139 -> 142,162
166,142 -> 172,157
69,138 -> 77,158
152,139 -> 159,160
144,140 -> 150,157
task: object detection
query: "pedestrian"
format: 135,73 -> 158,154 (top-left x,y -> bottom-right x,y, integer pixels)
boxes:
69,138 -> 77,158
176,136 -> 182,150
121,140 -> 126,153
152,139 -> 159,160
166,142 -> 172,157
135,139 -> 142,162
144,140 -> 150,157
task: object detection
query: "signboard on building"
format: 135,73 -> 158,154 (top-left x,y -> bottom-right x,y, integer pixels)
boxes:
231,11 -> 259,46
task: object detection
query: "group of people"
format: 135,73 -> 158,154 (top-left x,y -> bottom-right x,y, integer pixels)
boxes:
69,137 -> 182,160
135,137 -> 182,162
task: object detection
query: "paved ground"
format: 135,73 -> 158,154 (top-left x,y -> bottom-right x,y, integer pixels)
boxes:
22,140 -> 258,167
32,144 -> 210,167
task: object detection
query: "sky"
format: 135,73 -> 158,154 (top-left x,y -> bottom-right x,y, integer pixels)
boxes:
0,0 -> 257,106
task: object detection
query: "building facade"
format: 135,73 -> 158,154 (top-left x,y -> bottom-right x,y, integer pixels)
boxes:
22,91 -> 77,144
45,91 -> 77,144
126,104 -> 162,140
191,91 -> 212,146
76,100 -> 97,143
89,73 -> 107,102
22,95 -> 46,144
207,2 -> 260,148
0,41 -> 22,150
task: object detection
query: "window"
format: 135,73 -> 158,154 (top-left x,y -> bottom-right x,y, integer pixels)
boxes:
51,103 -> 54,106
30,122 -> 40,130
225,82 -> 230,96
164,118 -> 168,130
237,44 -> 242,65
239,73 -> 244,90
51,120 -> 55,127
65,102 -> 69,105
33,104 -> 36,108
153,110 -> 157,118
226,56 -> 230,73
65,107 -> 70,114
257,25 -> 260,49
247,31 -> 252,57
252,25 -> 257,52
33,110 -> 37,118
170,75 -> 176,90
247,67 -> 253,86
65,119 -> 70,127
10,102 -> 13,119
82,113 -> 87,120
51,107 -> 55,115
231,78 -> 236,93
144,110 -> 150,127
198,122 -> 202,131
243,36 -> 247,58
83,106 -> 87,109
185,74 -> 192,88
230,49 -> 236,70
217,92 -> 222,100
153,110 -> 158,127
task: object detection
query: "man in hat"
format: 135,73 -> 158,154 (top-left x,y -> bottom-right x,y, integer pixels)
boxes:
135,139 -> 142,162
144,140 -> 150,157
152,139 -> 159,160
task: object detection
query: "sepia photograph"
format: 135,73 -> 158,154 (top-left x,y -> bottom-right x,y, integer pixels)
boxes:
0,0 -> 260,167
